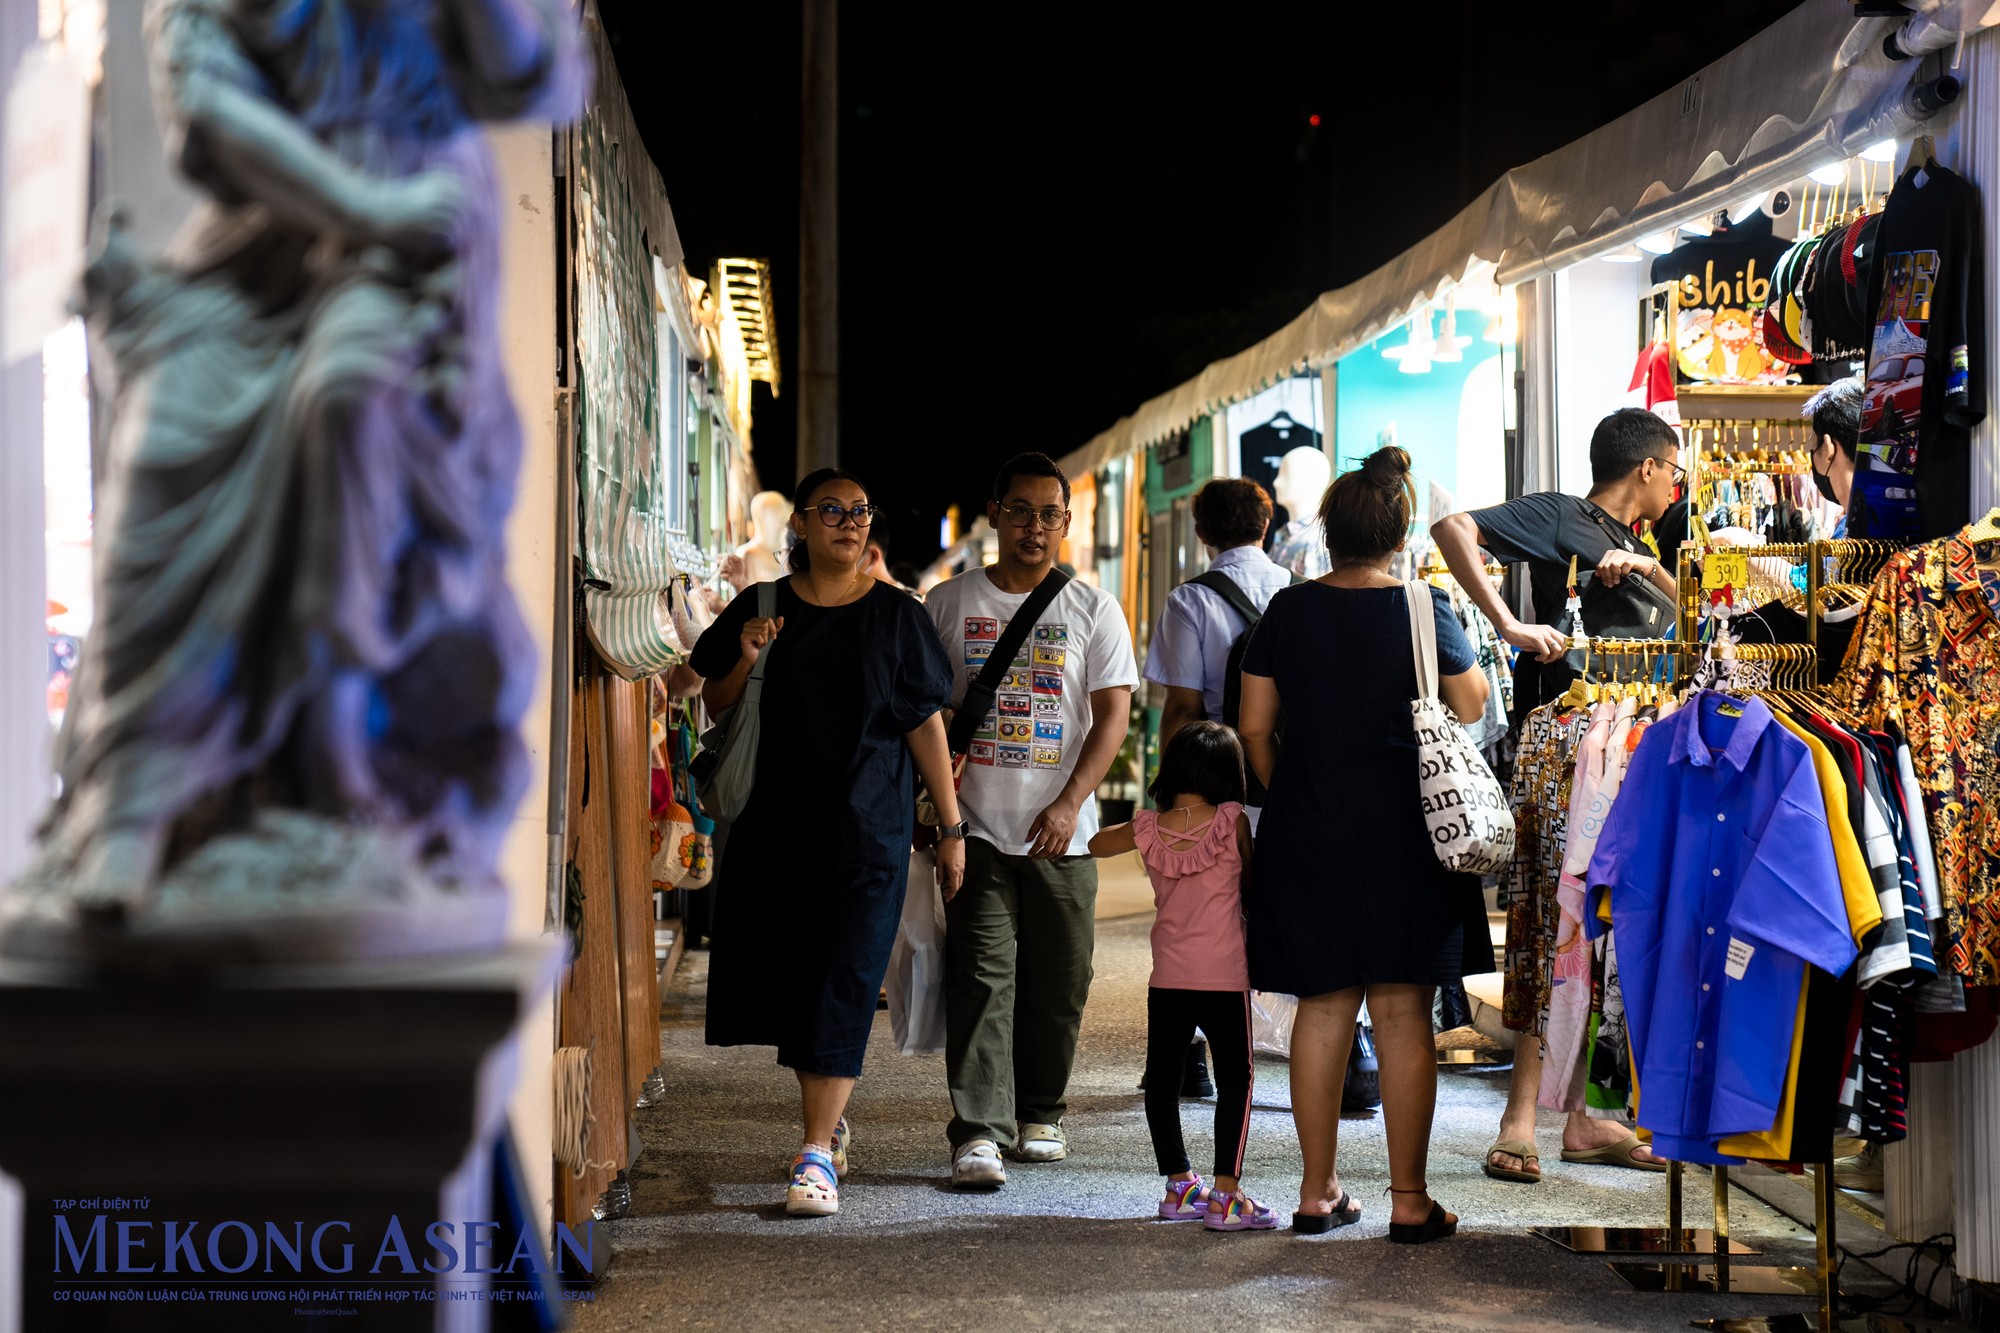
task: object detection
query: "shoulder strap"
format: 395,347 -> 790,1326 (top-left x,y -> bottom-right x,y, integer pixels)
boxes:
745,581 -> 777,687
1188,570 -> 1263,626
946,568 -> 1074,754
984,568 -> 1072,691
1403,580 -> 1440,701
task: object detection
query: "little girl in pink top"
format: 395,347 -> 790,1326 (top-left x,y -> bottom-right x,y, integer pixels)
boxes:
1089,722 -> 1272,1233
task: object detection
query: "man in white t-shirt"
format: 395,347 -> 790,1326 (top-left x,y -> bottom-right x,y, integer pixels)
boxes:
927,453 -> 1139,1188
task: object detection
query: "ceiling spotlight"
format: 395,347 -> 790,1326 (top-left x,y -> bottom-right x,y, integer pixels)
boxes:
1382,307 -> 1438,369
1432,298 -> 1472,363
1729,194 -> 1766,222
1862,139 -> 1899,162
1809,162 -> 1847,185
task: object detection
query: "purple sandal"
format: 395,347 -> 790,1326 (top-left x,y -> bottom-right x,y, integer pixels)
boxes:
1158,1175 -> 1211,1221
1204,1189 -> 1278,1232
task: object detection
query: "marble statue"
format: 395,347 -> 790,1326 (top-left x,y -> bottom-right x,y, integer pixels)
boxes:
0,0 -> 584,965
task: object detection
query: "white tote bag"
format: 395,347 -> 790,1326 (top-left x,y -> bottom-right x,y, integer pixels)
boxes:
886,849 -> 948,1055
1404,581 -> 1516,876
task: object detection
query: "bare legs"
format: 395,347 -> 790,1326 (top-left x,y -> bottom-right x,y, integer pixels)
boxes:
798,1072 -> 856,1151
1368,985 -> 1450,1227
1291,984 -> 1453,1227
1488,1034 -> 1658,1177
1290,990 -> 1362,1218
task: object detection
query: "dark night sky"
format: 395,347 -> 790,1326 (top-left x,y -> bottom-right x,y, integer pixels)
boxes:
597,1 -> 1808,564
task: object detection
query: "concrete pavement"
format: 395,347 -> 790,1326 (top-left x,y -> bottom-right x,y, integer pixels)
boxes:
575,910 -> 1847,1332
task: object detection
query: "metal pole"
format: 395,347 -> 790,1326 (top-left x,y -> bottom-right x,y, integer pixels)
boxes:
1813,1162 -> 1835,1333
797,0 -> 839,474
1667,1160 -> 1685,1291
1713,1164 -> 1731,1293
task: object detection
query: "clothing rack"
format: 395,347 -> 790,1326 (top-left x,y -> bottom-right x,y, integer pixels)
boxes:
1540,538 -> 1880,1331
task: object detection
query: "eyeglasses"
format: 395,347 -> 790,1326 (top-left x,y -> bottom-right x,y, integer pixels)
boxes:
799,502 -> 878,527
997,503 -> 1069,529
1654,457 -> 1687,488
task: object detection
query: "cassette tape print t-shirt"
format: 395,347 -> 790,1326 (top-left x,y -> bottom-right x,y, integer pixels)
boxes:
927,569 -> 1141,856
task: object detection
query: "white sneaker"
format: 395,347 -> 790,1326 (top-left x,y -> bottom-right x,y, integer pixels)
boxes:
952,1139 -> 1008,1190
1011,1121 -> 1068,1162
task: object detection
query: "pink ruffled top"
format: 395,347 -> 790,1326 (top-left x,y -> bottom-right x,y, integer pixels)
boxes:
1132,802 -> 1250,991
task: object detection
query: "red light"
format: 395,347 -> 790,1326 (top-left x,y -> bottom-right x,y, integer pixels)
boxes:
1309,114 -> 1321,127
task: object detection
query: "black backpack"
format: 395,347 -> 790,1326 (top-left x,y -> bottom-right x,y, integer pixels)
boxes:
1185,569 -> 1294,805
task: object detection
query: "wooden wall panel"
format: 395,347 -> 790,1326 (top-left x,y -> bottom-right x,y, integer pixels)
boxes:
555,664 -> 628,1229
606,675 -> 661,1105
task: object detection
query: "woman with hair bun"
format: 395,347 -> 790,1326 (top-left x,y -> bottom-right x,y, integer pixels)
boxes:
1236,446 -> 1491,1245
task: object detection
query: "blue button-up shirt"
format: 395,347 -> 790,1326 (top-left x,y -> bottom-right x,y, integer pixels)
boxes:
1142,544 -> 1295,722
1586,692 -> 1857,1164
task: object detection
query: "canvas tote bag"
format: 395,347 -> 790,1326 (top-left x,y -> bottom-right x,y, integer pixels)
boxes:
1404,581 -> 1515,875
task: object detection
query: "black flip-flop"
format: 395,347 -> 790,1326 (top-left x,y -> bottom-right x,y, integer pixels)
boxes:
1292,1190 -> 1361,1234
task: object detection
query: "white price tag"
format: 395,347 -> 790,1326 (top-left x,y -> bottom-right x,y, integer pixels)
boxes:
1724,936 -> 1756,981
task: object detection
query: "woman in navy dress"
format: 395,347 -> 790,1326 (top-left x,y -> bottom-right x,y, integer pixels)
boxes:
690,468 -> 960,1218
1238,446 -> 1490,1244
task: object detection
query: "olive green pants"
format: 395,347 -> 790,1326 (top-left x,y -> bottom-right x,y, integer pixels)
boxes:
944,837 -> 1098,1150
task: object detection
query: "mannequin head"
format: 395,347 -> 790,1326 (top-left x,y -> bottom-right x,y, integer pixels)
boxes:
1272,446 -> 1332,522
748,491 -> 790,550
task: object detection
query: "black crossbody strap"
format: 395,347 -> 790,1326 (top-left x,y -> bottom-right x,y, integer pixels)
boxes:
1187,569 -> 1264,625
947,568 -> 1074,755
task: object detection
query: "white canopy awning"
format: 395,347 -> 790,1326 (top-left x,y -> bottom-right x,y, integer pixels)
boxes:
1060,0 -> 1942,477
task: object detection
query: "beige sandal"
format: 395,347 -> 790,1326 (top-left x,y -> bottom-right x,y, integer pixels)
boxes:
1559,1133 -> 1666,1172
1482,1138 -> 1541,1183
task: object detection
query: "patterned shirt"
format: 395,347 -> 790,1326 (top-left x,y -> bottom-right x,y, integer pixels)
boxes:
1835,535 -> 2000,984
1502,700 -> 1591,1034
1268,518 -> 1331,579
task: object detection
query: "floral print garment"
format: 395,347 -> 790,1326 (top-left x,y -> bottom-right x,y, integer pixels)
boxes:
1835,535 -> 2000,984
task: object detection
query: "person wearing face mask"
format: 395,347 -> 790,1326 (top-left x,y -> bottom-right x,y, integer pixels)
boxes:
1804,377 -> 1866,533
1724,377 -> 1866,680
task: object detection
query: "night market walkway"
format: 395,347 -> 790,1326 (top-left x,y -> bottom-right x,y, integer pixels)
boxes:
574,855 -> 1842,1333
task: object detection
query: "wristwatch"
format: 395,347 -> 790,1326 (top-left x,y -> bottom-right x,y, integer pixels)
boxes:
936,821 -> 970,841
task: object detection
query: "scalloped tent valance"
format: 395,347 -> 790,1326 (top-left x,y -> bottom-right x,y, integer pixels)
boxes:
1061,0 -> 1941,477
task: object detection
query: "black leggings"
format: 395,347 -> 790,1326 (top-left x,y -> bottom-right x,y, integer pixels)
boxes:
1144,988 -> 1253,1178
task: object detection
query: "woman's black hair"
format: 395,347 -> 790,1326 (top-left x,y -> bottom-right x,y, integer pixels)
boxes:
788,466 -> 867,573
1318,445 -> 1413,565
1147,721 -> 1247,810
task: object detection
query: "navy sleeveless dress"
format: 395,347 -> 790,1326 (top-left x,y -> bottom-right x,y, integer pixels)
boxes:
1241,583 -> 1490,997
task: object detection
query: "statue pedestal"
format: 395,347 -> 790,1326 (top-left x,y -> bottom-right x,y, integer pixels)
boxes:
0,942 -> 563,1332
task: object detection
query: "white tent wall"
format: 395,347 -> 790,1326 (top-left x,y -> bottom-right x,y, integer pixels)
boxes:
1553,261 -> 1648,493
1062,0 -> 1936,480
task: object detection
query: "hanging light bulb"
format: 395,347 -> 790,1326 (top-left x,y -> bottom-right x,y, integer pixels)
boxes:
1432,295 -> 1472,363
1809,162 -> 1846,186
1382,306 -> 1436,373
1861,139 -> 1899,163
1637,232 -> 1675,255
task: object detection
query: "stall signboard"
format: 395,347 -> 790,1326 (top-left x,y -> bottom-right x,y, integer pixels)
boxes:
1651,215 -> 1792,386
